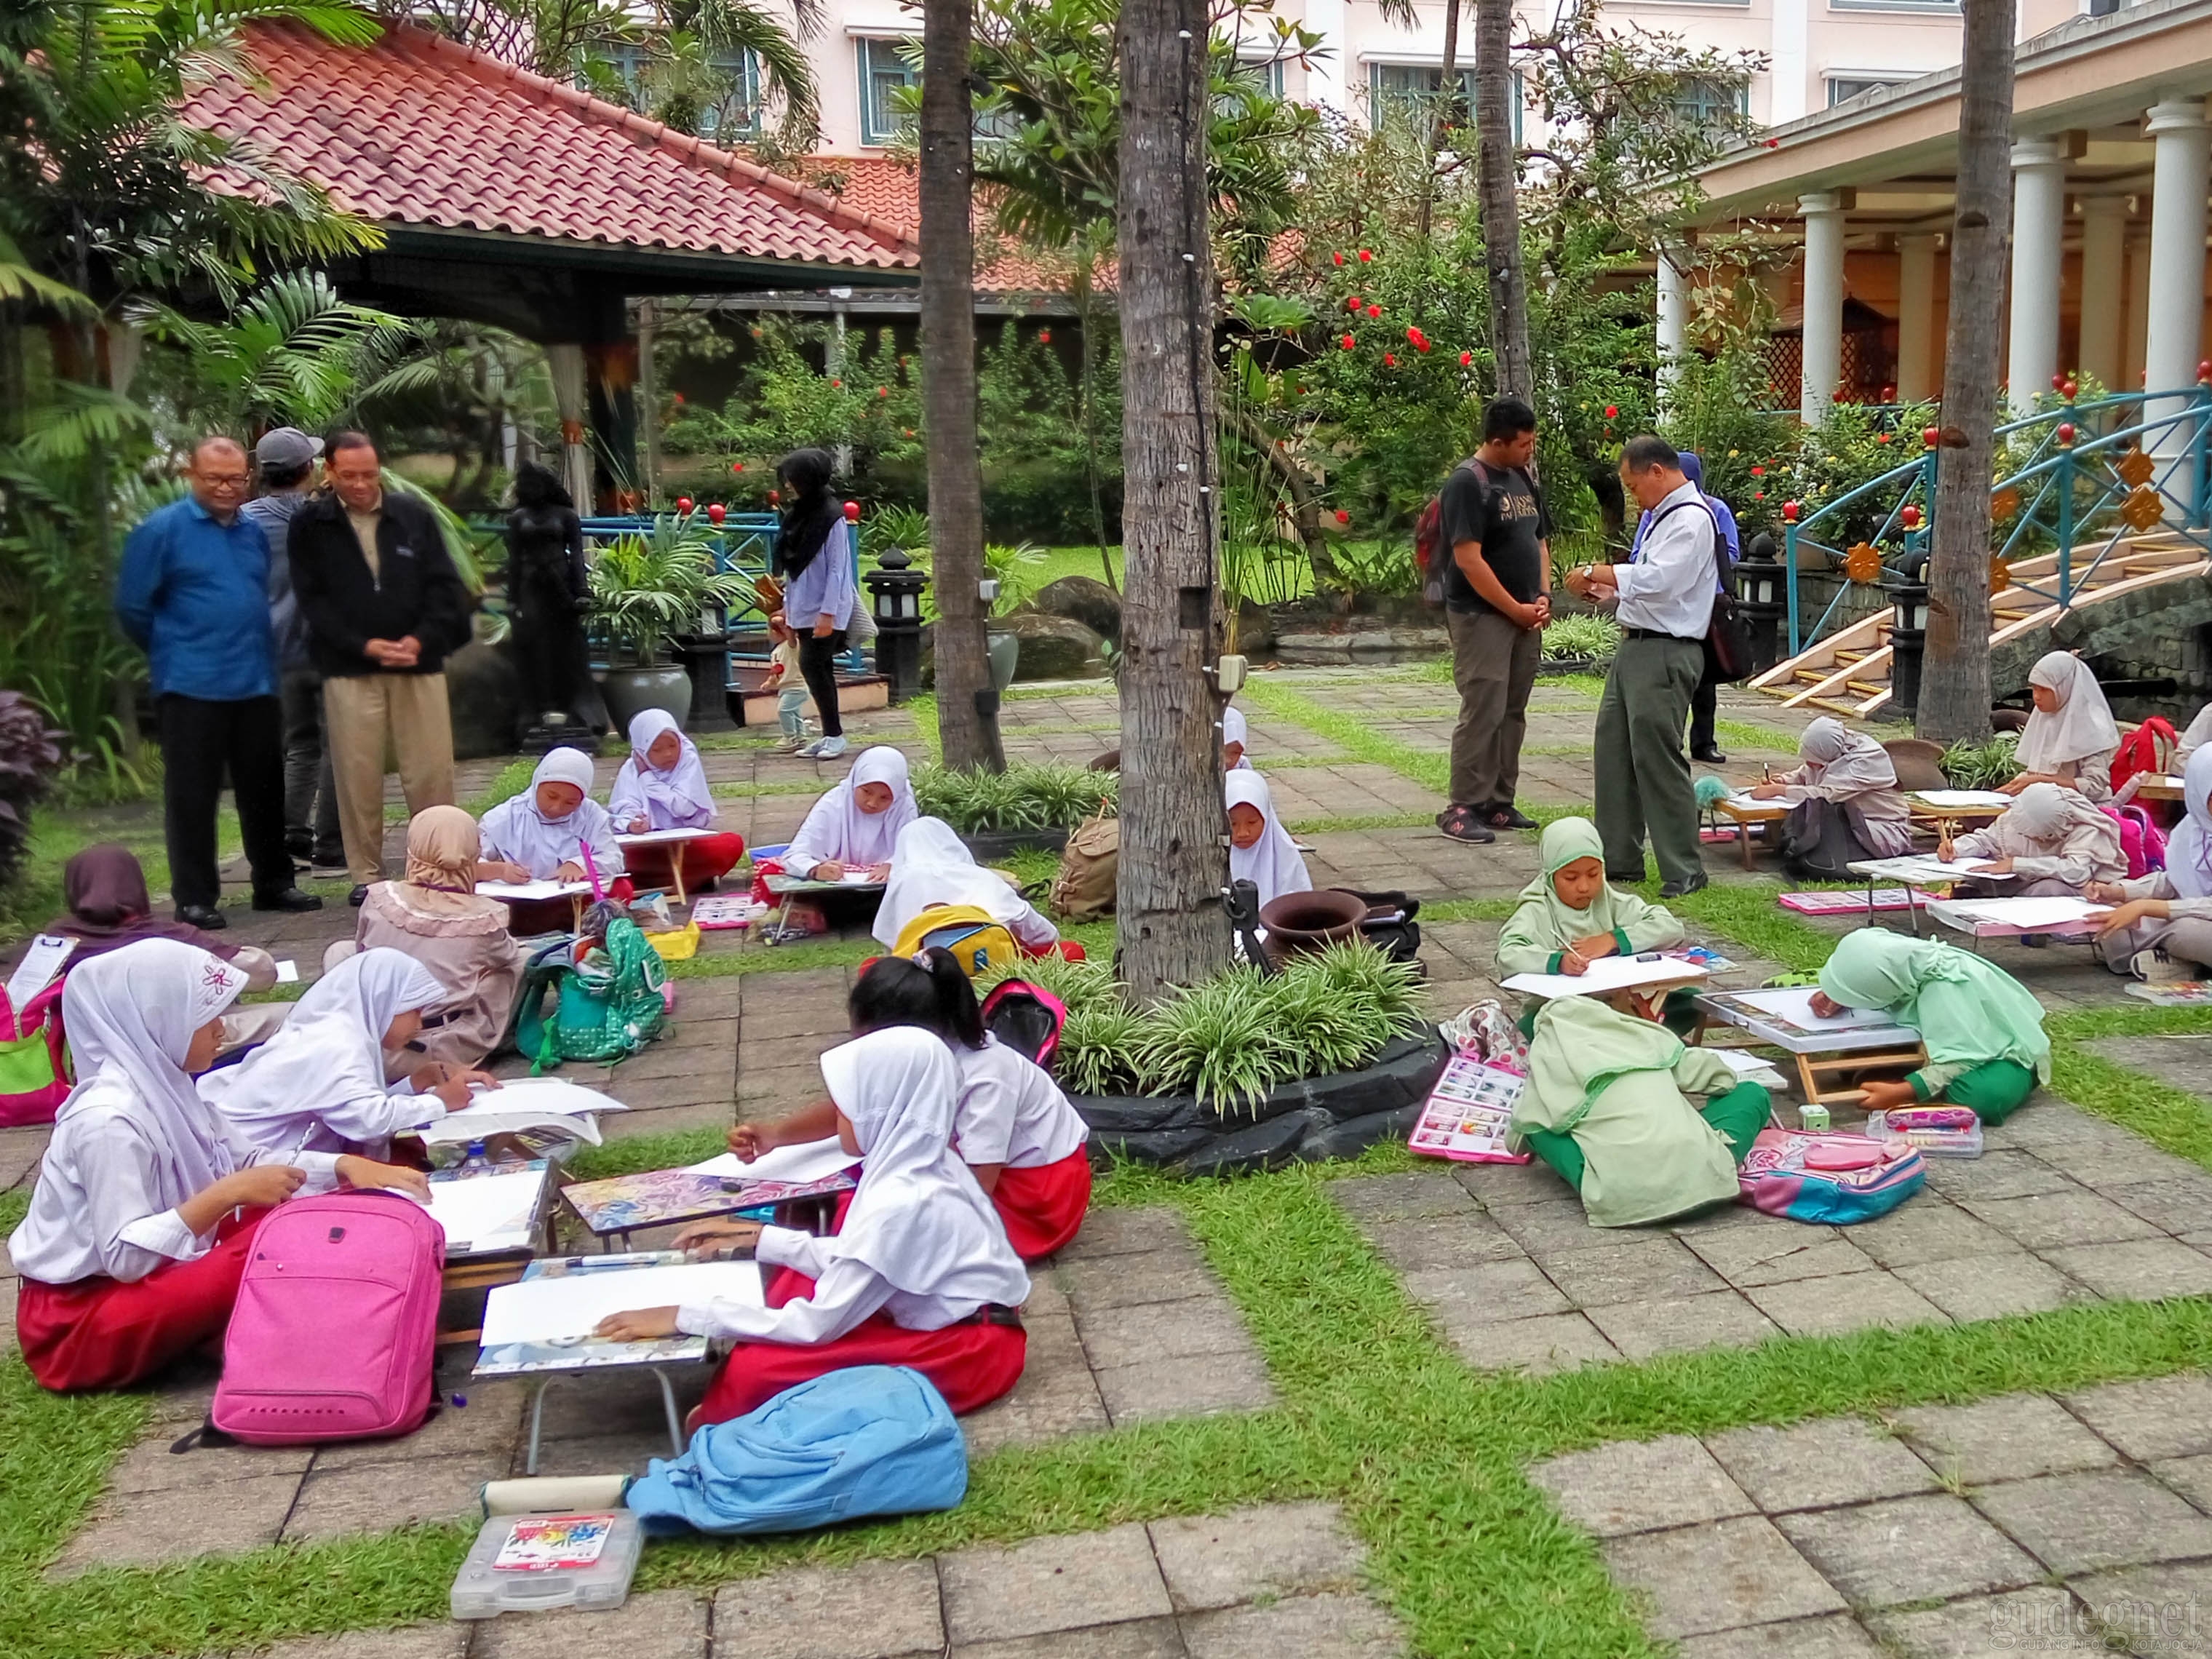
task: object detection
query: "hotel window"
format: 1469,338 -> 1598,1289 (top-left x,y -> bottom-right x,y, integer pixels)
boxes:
600,44 -> 761,140
1827,74 -> 1907,106
856,36 -> 919,146
1230,54 -> 1286,98
1669,77 -> 1747,128
1367,63 -> 1520,138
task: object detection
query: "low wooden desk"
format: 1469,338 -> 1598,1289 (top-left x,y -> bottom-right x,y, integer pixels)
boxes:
1713,798 -> 1789,870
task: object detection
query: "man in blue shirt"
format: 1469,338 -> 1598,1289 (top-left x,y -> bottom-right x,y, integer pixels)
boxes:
114,436 -> 322,928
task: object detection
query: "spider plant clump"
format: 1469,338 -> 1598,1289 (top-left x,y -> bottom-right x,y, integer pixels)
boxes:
913,762 -> 1116,834
984,942 -> 1429,1114
1940,735 -> 2021,791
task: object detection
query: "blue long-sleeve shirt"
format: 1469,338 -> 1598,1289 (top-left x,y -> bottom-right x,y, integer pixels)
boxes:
114,496 -> 276,701
784,519 -> 857,632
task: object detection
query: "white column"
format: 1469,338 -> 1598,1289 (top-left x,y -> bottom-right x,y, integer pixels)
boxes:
1302,0 -> 1349,117
1656,248 -> 1690,412
1770,0 -> 1810,125
2077,195 -> 2130,392
1896,234 -> 1938,404
2144,98 -> 2209,469
2006,136 -> 2067,414
544,342 -> 595,512
1799,192 -> 1846,423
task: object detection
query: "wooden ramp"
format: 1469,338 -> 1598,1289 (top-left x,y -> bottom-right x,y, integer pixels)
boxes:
1748,533 -> 2209,719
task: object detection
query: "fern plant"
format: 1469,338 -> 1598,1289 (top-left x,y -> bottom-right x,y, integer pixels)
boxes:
589,513 -> 753,667
913,762 -> 1116,833
1940,735 -> 2022,790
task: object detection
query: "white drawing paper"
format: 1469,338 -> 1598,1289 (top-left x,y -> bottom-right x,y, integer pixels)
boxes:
1910,789 -> 2016,808
415,1166 -> 548,1254
273,959 -> 300,984
615,828 -> 712,847
477,880 -> 593,901
1500,955 -> 1710,1000
1930,895 -> 2109,931
686,1137 -> 854,1185
480,1262 -> 765,1346
5,934 -> 73,1007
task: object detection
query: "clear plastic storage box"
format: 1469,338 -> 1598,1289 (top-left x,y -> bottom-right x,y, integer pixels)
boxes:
450,1511 -> 643,1620
1866,1107 -> 1984,1159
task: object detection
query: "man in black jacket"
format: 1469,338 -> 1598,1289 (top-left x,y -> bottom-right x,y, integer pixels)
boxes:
287,431 -> 473,900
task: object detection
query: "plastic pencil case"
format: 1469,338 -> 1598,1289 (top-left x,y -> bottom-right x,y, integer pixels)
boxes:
1866,1109 -> 1983,1158
450,1511 -> 643,1619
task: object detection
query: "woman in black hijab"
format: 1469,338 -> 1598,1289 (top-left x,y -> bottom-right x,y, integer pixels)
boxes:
774,448 -> 858,757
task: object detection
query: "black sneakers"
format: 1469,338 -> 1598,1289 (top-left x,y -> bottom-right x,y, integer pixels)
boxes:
1436,805 -> 1495,844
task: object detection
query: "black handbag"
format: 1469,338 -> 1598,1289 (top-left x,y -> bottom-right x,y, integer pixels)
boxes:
1704,589 -> 1754,683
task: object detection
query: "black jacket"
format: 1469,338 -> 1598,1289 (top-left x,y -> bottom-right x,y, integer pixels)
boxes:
286,489 -> 474,678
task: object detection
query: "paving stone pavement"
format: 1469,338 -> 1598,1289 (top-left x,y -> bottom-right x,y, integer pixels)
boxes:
1530,1372 -> 2212,1657
1330,1095 -> 2212,1375
202,1501 -> 1396,1659
47,1210 -> 1271,1575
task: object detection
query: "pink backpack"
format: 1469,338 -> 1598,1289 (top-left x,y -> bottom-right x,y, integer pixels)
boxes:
212,1192 -> 445,1445
2101,803 -> 2166,880
1738,1129 -> 1925,1224
0,979 -> 71,1126
980,979 -> 1069,1072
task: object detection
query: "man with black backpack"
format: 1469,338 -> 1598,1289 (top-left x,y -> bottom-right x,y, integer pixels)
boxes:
1433,397 -> 1551,845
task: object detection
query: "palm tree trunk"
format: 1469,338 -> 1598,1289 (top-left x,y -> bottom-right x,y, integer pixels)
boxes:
1115,0 -> 1231,999
1417,0 -> 1462,241
1917,0 -> 2014,743
920,0 -> 1003,771
1072,250 -> 1117,592
1474,0 -> 1530,401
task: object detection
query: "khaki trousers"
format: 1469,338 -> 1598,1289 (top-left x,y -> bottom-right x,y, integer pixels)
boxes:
1446,606 -> 1542,808
325,672 -> 456,883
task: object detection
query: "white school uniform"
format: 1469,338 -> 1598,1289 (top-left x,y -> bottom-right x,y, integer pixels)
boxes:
8,940 -> 341,1286
781,746 -> 919,877
953,1038 -> 1089,1169
872,817 -> 1060,951
201,947 -> 452,1158
608,709 -> 715,831
676,1028 -> 1030,1342
479,747 -> 626,879
1227,771 -> 1312,907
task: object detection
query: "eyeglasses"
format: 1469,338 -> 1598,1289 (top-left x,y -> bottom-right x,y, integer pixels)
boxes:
196,472 -> 250,489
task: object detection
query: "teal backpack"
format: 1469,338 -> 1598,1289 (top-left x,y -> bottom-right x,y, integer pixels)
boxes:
513,917 -> 669,1073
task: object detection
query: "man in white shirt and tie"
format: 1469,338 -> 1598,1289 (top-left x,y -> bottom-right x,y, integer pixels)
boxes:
1563,437 -> 1717,898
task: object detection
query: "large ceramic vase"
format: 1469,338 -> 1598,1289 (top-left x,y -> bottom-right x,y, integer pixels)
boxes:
986,628 -> 1021,693
598,661 -> 693,733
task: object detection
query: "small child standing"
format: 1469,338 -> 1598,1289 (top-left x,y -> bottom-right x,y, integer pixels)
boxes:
765,613 -> 812,755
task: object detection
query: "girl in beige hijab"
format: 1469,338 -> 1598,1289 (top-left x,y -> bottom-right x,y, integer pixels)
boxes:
2007,652 -> 2119,800
322,806 -> 525,1072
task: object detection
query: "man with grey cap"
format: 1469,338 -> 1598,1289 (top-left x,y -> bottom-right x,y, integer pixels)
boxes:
241,427 -> 341,867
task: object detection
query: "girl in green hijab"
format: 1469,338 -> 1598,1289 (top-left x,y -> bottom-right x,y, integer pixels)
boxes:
1814,928 -> 2050,1123
1513,995 -> 1770,1226
1498,818 -> 1687,976
1499,817 -> 1695,1034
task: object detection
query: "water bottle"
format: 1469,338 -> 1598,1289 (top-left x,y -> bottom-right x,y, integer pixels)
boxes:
462,1139 -> 489,1172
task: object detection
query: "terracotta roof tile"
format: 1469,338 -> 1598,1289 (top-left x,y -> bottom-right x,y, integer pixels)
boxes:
805,156 -> 1099,295
181,21 -> 916,272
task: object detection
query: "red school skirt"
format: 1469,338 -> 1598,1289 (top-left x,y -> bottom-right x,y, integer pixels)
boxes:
699,1257 -> 1027,1425
992,1150 -> 1092,1261
621,832 -> 746,894
15,1209 -> 269,1393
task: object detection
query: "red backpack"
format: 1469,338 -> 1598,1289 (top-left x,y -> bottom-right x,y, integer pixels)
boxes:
1412,458 -> 1493,607
2113,717 -> 2177,796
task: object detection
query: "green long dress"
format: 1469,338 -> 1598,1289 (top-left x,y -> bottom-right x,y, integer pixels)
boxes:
1513,995 -> 1769,1227
1816,929 -> 2050,1123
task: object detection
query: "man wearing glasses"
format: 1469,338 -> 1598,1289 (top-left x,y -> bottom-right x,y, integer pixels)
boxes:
115,436 -> 322,928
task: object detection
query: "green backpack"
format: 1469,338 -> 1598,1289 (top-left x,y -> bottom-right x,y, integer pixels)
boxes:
514,917 -> 669,1073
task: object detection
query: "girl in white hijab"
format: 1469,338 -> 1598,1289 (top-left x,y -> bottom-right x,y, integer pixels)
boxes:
2009,652 -> 2120,800
871,816 -> 1061,952
2092,744 -> 2212,978
1227,771 -> 1311,907
607,709 -> 747,893
1942,779 -> 2128,896
594,1026 -> 1030,1425
9,941 -> 425,1393
480,747 -> 629,931
202,947 -> 498,1160
781,745 -> 918,881
1747,715 -> 1914,861
1222,706 -> 1254,771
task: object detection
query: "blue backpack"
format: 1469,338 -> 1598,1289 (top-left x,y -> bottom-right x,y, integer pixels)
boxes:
624,1366 -> 967,1536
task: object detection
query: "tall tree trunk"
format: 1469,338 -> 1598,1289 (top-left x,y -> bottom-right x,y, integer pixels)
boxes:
1115,0 -> 1230,1000
1416,0 -> 1463,241
920,0 -> 1003,771
1474,0 -> 1530,402
1917,0 -> 2014,744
